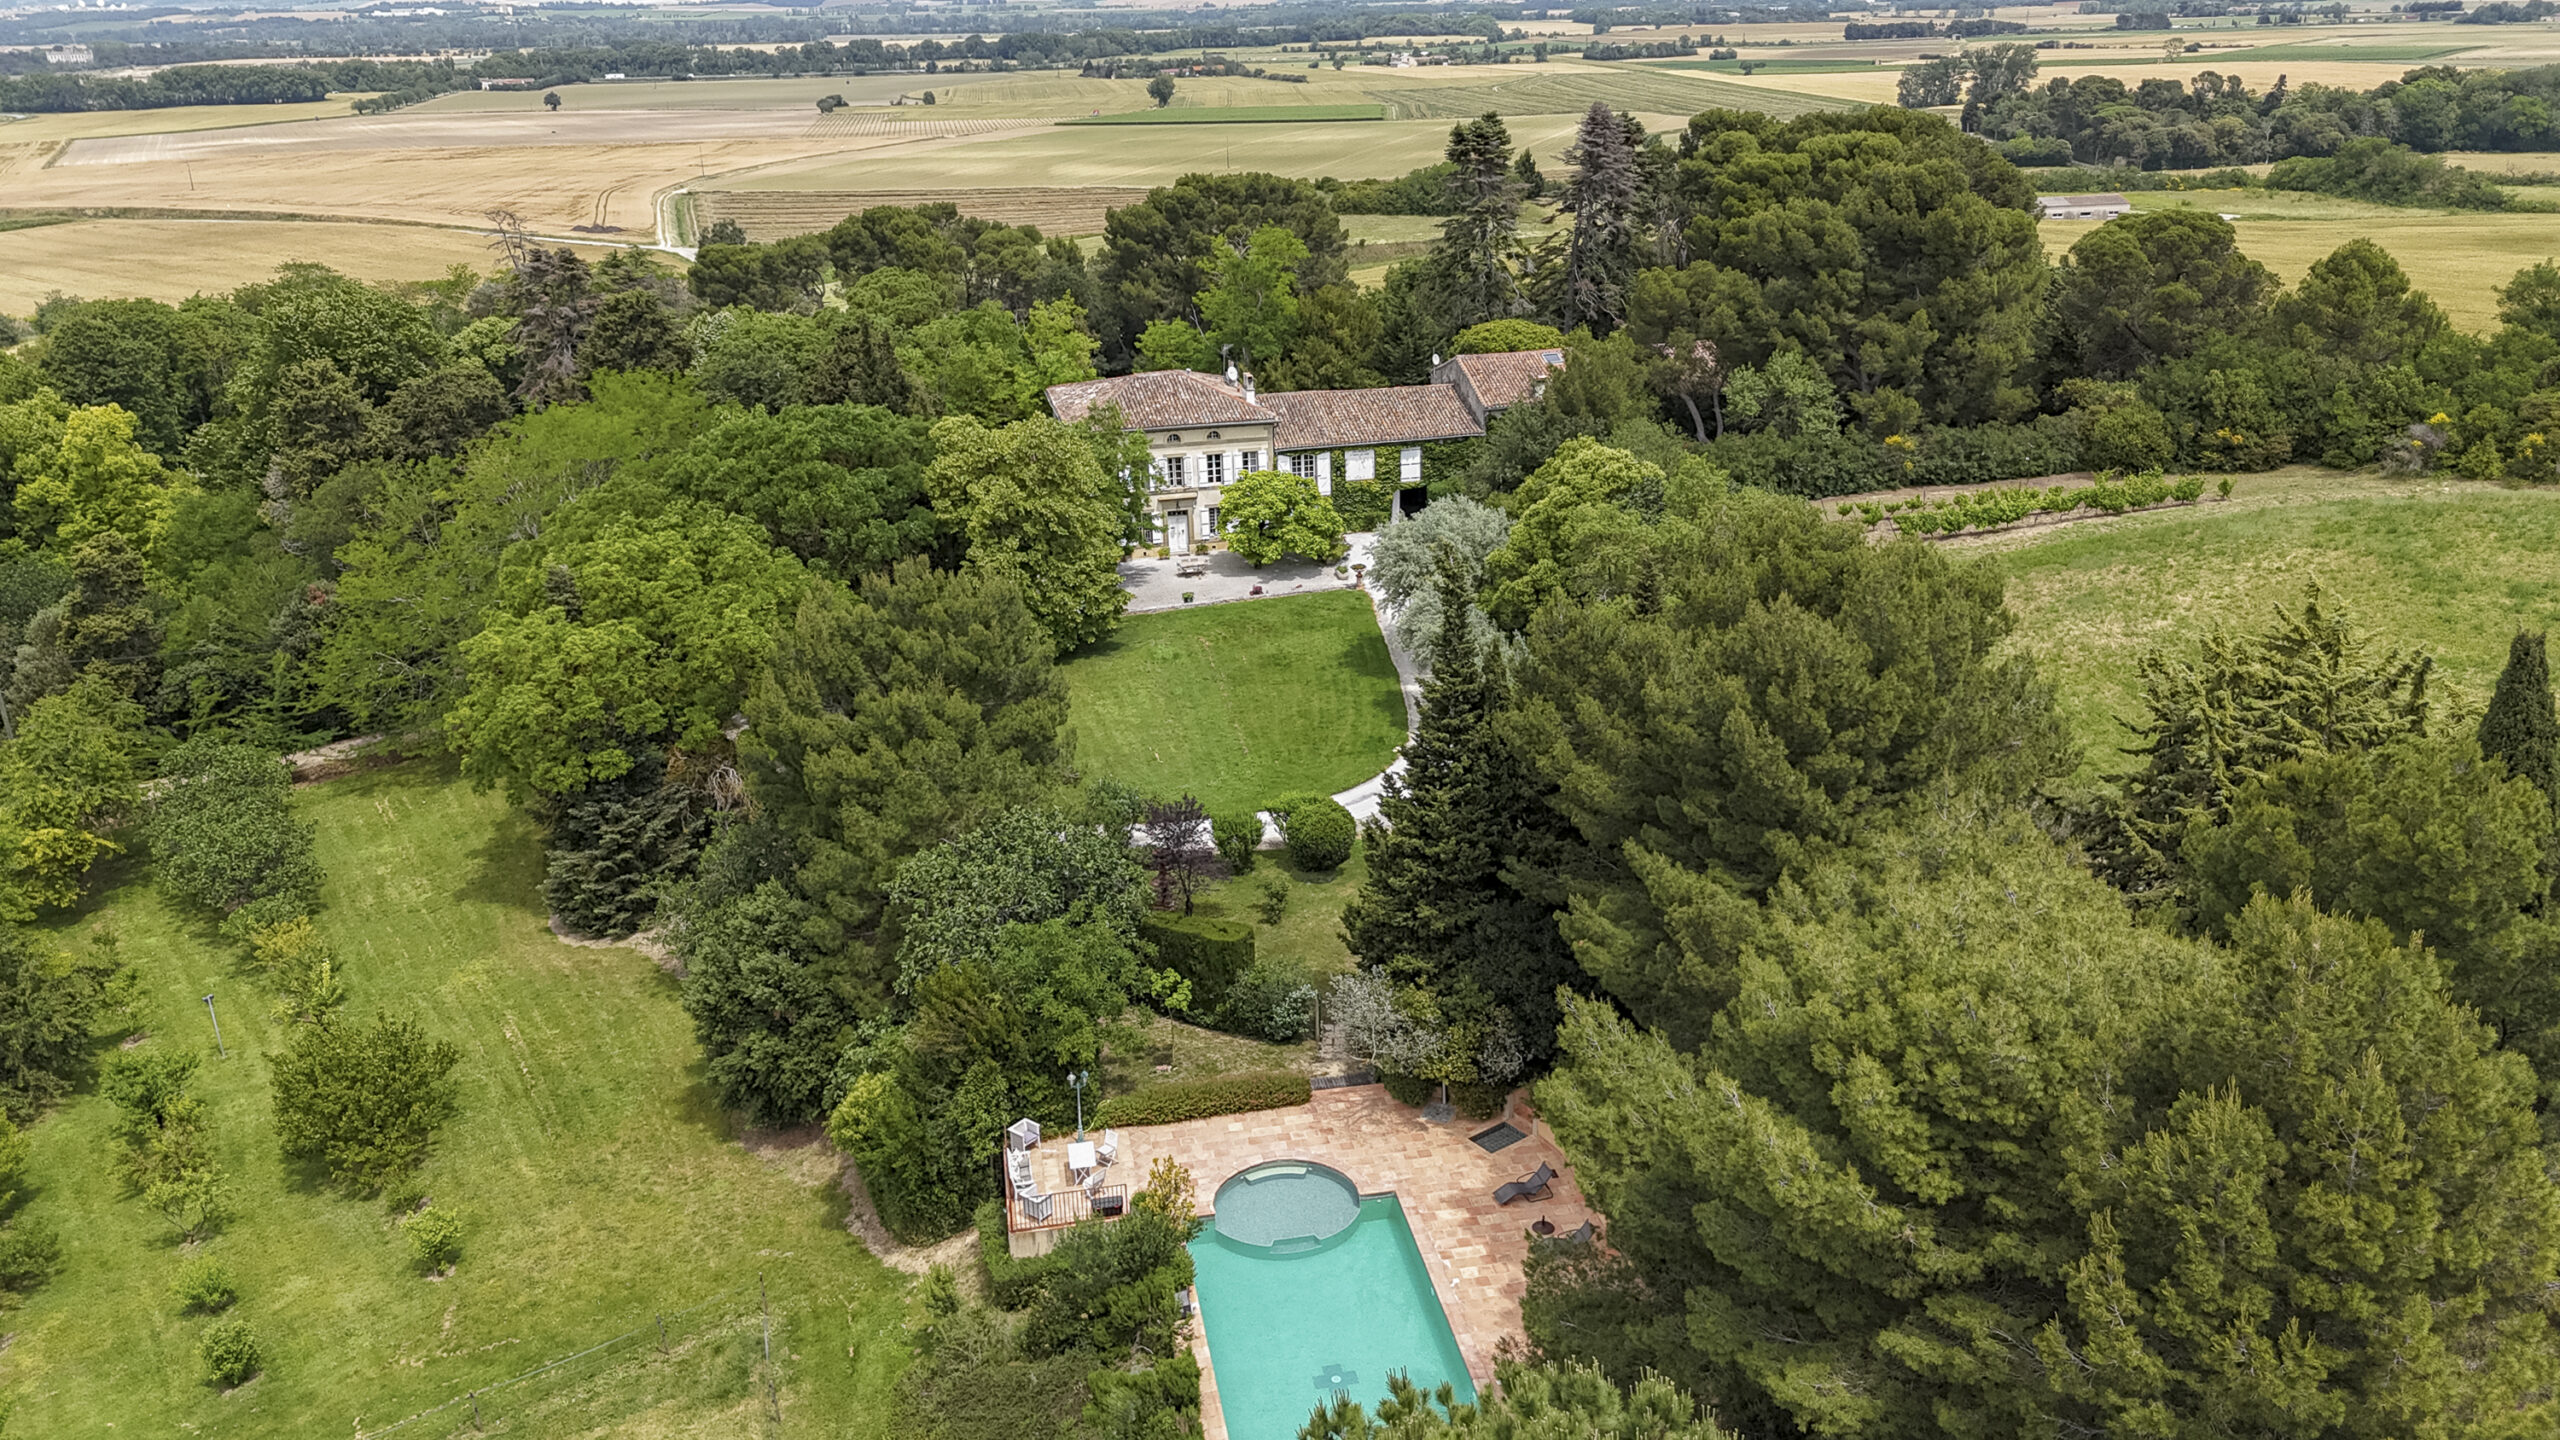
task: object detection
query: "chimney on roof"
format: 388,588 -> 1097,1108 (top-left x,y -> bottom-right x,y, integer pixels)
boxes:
1242,371 -> 1255,402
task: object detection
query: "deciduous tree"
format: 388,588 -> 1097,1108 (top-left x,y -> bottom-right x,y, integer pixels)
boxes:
269,1011 -> 463,1193
926,415 -> 1130,650
1218,469 -> 1346,566
445,500 -> 808,800
1,670 -> 145,910
148,737 -> 323,922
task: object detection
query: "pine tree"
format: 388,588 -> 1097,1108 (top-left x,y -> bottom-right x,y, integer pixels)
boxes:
2478,629 -> 2558,808
542,748 -> 713,938
2100,584 -> 2433,899
1549,104 -> 1648,335
1341,563 -> 1576,1070
1435,113 -> 1527,330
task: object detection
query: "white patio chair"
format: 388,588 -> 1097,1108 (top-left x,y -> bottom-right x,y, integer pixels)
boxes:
1096,1128 -> 1120,1165
1021,1190 -> 1055,1223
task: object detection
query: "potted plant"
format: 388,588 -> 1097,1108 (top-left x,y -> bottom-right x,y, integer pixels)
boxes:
1352,562 -> 1367,587
1182,590 -> 1195,603
1156,545 -> 1172,560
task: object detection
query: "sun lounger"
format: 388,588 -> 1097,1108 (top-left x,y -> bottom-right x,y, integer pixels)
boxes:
1494,1162 -> 1555,1205
1564,1219 -> 1597,1244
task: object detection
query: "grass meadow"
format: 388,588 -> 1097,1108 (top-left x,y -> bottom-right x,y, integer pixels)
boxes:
1062,591 -> 1408,819
5,766 -> 908,1439
1974,468 -> 2560,774
2040,195 -> 2560,334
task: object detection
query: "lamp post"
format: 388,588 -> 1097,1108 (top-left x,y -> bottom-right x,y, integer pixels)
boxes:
1068,1068 -> 1091,1140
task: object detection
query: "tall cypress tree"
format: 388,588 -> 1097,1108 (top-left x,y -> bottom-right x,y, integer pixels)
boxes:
2478,629 -> 2558,808
1342,562 -> 1577,1070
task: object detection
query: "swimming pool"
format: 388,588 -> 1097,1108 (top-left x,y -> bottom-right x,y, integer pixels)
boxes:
1189,1162 -> 1476,1440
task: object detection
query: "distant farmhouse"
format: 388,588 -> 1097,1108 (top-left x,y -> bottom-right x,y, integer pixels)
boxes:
2037,192 -> 2131,221
1047,349 -> 1563,551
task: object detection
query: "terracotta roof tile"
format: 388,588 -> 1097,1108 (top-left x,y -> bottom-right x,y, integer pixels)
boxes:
1044,371 -> 1276,430
1262,385 -> 1484,450
1453,349 -> 1565,412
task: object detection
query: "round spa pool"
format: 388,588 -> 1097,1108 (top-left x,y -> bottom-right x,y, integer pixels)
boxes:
1209,1160 -> 1361,1250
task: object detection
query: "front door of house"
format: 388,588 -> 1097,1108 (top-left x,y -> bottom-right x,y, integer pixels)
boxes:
1167,510 -> 1192,552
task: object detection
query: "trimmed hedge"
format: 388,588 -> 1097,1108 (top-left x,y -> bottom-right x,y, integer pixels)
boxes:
1092,1070 -> 1311,1128
1142,912 -> 1255,1013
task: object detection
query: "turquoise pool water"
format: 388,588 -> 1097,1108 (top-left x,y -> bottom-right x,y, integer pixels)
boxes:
1190,1163 -> 1476,1440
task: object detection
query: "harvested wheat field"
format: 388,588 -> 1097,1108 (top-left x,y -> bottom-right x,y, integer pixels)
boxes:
721,109 -> 1690,195
411,72 -> 1005,113
694,186 -> 1154,240
0,98 -> 367,144
8,134 -> 939,235
0,219 -> 517,311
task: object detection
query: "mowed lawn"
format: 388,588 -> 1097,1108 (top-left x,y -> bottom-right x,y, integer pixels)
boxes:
6,766 -> 907,1438
1974,468 -> 2560,775
1065,591 -> 1408,817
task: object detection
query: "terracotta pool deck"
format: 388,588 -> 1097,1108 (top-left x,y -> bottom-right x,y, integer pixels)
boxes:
1009,1084 -> 1593,1440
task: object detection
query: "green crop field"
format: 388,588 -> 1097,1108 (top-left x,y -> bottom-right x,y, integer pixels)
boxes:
1065,103 -> 1387,125
1975,468 -> 2560,774
1062,591 -> 1407,818
1369,64 -> 1849,120
4,767 -> 907,1439
1649,58 -> 1895,74
2063,41 -> 2480,65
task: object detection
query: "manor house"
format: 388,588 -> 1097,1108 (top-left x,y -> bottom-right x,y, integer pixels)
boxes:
1044,348 -> 1564,552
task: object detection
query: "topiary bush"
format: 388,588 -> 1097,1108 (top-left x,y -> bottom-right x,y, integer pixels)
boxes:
169,1255 -> 237,1314
1275,796 -> 1355,871
1091,1070 -> 1311,1127
199,1316 -> 263,1388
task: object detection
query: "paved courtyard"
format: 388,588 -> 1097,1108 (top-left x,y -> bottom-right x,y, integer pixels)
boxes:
1007,1084 -> 1593,1440
1117,533 -> 1384,614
